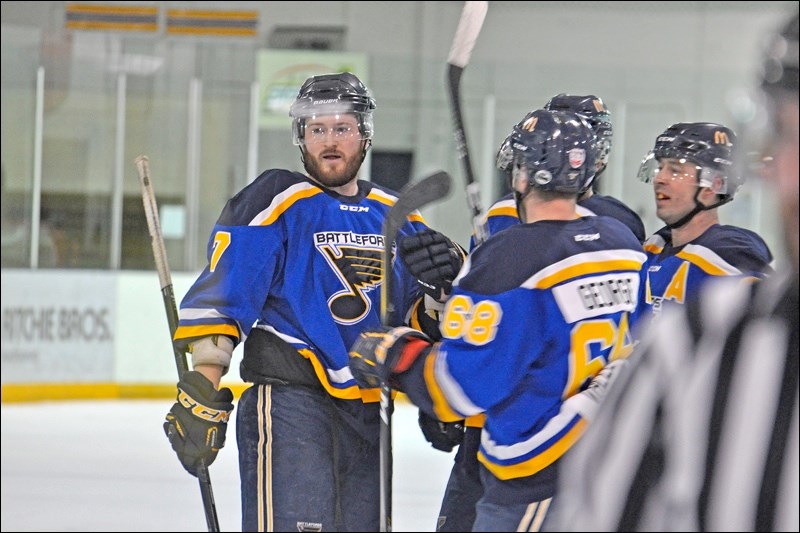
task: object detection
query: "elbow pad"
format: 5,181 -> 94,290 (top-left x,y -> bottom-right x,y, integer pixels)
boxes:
190,335 -> 234,376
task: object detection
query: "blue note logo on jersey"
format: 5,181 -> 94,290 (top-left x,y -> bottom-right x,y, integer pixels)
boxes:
314,231 -> 385,325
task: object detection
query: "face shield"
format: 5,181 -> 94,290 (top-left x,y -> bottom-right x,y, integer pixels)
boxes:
290,101 -> 374,146
595,138 -> 612,172
496,136 -> 514,173
297,114 -> 364,146
637,154 -> 733,196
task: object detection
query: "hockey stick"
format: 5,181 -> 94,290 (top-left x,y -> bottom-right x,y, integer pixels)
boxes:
446,1 -> 489,246
379,170 -> 452,532
134,155 -> 221,533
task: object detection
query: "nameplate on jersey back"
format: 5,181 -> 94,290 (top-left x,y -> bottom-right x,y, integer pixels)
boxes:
552,273 -> 639,323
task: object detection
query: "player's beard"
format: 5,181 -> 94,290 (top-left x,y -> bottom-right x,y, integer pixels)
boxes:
304,148 -> 364,190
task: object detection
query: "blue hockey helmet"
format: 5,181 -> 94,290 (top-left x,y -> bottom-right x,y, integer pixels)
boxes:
545,94 -> 613,188
637,122 -> 742,201
289,72 -> 376,146
510,109 -> 597,195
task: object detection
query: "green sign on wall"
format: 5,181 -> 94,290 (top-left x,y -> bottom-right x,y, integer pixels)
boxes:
257,50 -> 368,130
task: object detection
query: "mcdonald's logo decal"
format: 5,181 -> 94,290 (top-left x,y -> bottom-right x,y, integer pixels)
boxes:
522,116 -> 538,132
592,99 -> 606,113
714,131 -> 731,146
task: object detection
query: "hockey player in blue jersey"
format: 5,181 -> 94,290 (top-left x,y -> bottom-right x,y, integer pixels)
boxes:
161,72 -> 464,531
349,108 -> 648,531
427,94 -> 647,532
550,13 -> 799,531
470,94 -> 645,249
636,122 -> 773,315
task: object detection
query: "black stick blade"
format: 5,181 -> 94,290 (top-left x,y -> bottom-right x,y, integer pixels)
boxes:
381,171 -> 452,326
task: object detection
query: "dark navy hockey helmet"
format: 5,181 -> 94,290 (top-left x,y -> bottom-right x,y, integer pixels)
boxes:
545,94 -> 613,188
637,122 -> 743,201
289,72 -> 376,146
510,109 -> 597,195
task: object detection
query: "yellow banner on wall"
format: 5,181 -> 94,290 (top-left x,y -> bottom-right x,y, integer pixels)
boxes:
166,9 -> 258,37
257,50 -> 368,130
66,3 -> 157,32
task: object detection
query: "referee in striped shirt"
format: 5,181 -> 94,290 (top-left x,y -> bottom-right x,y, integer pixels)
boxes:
550,10 -> 798,532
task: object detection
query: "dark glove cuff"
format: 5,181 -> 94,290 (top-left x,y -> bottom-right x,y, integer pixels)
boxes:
177,371 -> 234,422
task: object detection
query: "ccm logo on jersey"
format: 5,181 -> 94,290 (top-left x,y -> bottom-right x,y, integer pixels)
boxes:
574,233 -> 600,241
340,205 -> 369,212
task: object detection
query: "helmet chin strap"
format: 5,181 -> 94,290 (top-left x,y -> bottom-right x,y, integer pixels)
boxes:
666,187 -> 732,230
361,139 -> 372,162
513,187 -> 531,222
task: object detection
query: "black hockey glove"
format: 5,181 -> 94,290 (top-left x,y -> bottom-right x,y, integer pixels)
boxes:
399,229 -> 466,302
418,410 -> 464,452
348,326 -> 432,389
164,371 -> 234,477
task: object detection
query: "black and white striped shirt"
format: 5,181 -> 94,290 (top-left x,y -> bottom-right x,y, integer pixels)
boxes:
550,271 -> 799,532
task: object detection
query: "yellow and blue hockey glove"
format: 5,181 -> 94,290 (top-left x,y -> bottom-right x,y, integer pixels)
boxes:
163,370 -> 234,477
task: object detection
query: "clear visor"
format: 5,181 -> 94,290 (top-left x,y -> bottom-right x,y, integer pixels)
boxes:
636,151 -> 659,183
637,152 -> 703,184
292,112 -> 373,146
596,138 -> 611,170
637,153 -> 730,194
496,140 -> 514,172
290,100 -> 357,118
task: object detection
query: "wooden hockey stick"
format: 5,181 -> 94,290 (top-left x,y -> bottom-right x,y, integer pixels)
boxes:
134,155 -> 221,533
446,1 -> 489,246
379,171 -> 452,532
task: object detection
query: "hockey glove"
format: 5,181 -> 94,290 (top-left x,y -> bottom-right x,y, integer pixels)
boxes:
566,359 -> 629,421
399,229 -> 466,302
418,410 -> 464,452
164,370 -> 234,477
348,326 -> 432,389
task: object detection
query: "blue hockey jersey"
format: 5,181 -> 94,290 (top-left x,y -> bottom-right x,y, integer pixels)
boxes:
397,216 -> 647,499
643,224 -> 773,315
469,192 -> 646,249
461,192 -> 645,431
175,169 -> 428,401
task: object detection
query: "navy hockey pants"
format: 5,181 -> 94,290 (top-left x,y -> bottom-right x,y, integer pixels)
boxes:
436,426 -> 483,531
237,384 -> 381,532
472,497 -> 554,532
438,426 -> 557,532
